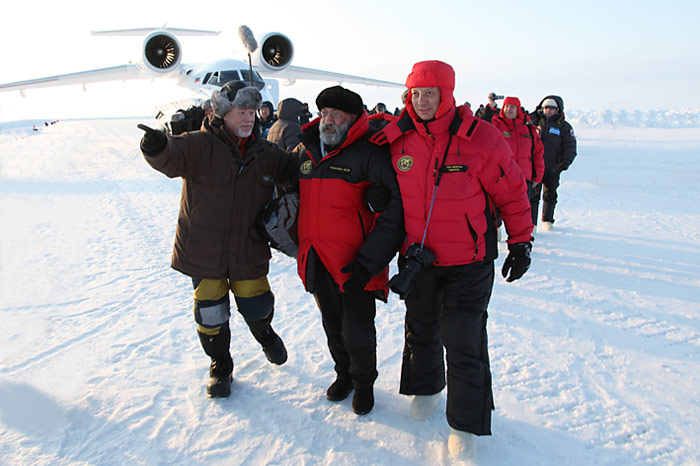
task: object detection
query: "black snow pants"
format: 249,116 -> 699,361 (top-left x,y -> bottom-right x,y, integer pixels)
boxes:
399,259 -> 495,435
535,167 -> 561,223
313,262 -> 378,389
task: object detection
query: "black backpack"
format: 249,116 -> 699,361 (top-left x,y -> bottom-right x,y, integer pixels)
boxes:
256,192 -> 299,258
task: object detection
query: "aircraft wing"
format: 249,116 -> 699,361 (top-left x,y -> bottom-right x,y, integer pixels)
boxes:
259,65 -> 405,89
0,65 -> 143,92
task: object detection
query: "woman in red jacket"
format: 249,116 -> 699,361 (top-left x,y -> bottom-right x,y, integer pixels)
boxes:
372,60 -> 533,461
491,96 -> 545,225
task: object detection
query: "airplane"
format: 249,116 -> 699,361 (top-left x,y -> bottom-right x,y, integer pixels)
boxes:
0,26 -> 404,115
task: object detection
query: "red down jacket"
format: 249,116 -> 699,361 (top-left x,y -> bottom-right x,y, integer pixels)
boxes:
370,61 -> 533,266
295,112 -> 404,294
491,97 -> 545,183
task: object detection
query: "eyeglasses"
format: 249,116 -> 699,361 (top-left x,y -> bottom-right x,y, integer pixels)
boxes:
320,109 -> 346,121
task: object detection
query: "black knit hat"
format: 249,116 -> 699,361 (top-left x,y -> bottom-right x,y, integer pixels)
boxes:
316,85 -> 364,116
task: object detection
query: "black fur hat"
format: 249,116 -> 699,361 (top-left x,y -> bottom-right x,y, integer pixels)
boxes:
316,85 -> 364,116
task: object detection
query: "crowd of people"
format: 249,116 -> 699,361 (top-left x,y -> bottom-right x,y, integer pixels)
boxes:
139,60 -> 576,462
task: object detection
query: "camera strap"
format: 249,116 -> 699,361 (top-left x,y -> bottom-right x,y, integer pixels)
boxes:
421,130 -> 456,248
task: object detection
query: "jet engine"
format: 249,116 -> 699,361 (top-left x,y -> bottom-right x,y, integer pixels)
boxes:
140,31 -> 182,74
251,32 -> 294,73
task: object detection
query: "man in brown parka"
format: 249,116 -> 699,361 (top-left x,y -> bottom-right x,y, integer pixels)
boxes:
139,81 -> 297,398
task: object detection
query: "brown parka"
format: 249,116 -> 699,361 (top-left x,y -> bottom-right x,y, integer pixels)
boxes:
143,119 -> 297,281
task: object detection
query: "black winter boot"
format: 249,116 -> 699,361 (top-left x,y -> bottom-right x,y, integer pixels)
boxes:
326,376 -> 353,401
352,385 -> 374,415
206,356 -> 233,398
542,200 -> 556,224
198,326 -> 234,398
246,312 -> 288,365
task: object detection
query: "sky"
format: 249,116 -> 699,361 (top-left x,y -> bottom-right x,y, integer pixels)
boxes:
1,114 -> 699,464
1,0 -> 699,121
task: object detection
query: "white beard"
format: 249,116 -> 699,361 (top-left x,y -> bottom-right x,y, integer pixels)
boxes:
320,120 -> 351,146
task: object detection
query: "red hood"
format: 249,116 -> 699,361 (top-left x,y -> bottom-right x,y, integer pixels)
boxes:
405,60 -> 456,121
500,96 -> 524,120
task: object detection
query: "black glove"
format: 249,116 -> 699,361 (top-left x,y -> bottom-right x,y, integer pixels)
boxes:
364,183 -> 391,213
341,261 -> 372,293
138,124 -> 167,156
557,161 -> 570,172
501,242 -> 532,282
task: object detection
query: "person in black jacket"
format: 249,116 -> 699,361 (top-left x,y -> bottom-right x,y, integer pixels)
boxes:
294,86 -> 404,416
529,95 -> 577,230
267,98 -> 303,151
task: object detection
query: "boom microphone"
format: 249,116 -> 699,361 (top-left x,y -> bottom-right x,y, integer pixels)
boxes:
238,25 -> 258,53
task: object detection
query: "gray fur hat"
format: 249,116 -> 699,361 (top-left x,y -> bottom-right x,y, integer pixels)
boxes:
211,81 -> 263,119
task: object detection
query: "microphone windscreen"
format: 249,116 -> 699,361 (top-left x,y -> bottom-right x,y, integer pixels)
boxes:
238,25 -> 258,53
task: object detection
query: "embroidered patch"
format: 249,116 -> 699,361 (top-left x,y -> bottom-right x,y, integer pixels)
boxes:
503,131 -> 511,138
330,166 -> 350,173
300,160 -> 313,175
397,155 -> 413,172
549,127 -> 561,135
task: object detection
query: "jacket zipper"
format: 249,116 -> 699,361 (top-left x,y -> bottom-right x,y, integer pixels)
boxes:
465,214 -> 479,260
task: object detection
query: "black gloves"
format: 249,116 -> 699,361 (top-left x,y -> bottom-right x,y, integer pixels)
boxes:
501,242 -> 532,282
138,124 -> 167,156
364,183 -> 391,213
341,261 -> 373,293
558,161 -> 570,172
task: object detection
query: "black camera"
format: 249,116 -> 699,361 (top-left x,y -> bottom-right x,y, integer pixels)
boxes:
489,92 -> 504,101
388,243 -> 435,300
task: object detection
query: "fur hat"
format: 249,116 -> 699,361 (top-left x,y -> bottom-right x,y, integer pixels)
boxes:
541,98 -> 558,108
316,85 -> 364,116
211,81 -> 262,119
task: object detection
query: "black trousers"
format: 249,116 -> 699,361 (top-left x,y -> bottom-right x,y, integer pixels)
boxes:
313,262 -> 378,388
400,260 -> 495,435
534,167 -> 561,223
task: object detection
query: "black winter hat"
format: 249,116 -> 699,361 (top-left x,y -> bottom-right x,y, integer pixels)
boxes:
316,86 -> 364,116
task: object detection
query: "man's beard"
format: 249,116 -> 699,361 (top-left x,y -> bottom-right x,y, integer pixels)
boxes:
320,119 -> 351,146
234,126 -> 253,138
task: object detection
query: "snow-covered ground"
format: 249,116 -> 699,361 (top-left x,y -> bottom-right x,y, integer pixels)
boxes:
1,116 -> 699,465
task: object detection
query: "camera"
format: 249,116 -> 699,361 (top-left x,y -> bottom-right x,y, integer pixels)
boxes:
388,243 -> 435,300
489,92 -> 504,101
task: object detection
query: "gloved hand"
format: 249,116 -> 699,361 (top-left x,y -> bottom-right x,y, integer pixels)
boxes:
341,260 -> 372,293
138,124 -> 167,156
557,161 -> 570,172
364,183 -> 391,212
501,242 -> 532,282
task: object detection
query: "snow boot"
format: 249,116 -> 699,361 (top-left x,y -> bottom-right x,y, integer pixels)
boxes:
198,327 -> 234,398
352,385 -> 374,415
410,393 -> 441,420
326,377 -> 353,401
262,333 -> 288,365
540,221 -> 553,232
246,312 -> 287,365
206,356 -> 233,398
448,428 -> 477,461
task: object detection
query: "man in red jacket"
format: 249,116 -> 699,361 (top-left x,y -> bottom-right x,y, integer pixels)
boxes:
295,86 -> 404,415
491,97 -> 545,226
371,61 -> 533,461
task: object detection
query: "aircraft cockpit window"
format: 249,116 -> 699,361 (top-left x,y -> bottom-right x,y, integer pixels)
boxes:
210,71 -> 242,87
240,70 -> 266,91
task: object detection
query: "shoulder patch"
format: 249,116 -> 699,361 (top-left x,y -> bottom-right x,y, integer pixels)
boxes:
300,160 -> 313,175
397,155 -> 413,172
